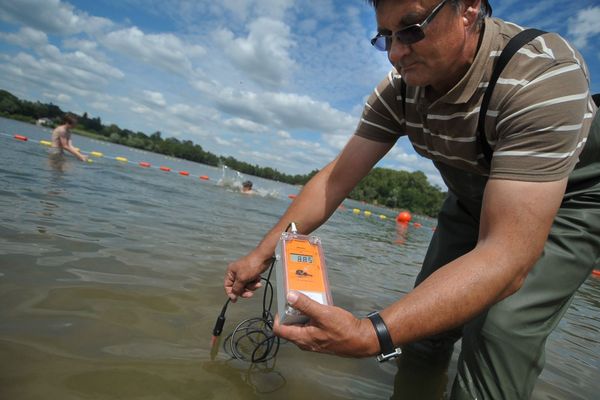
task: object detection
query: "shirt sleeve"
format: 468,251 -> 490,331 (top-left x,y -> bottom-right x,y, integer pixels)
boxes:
490,55 -> 595,181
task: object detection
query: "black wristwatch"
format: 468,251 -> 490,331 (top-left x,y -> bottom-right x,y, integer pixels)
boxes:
367,311 -> 402,362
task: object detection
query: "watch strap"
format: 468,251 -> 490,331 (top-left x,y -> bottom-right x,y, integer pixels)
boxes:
367,311 -> 402,362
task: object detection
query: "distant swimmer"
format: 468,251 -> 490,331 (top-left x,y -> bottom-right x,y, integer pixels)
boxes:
51,114 -> 88,162
241,180 -> 253,194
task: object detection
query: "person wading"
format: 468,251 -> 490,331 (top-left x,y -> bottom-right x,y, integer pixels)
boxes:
224,1 -> 599,398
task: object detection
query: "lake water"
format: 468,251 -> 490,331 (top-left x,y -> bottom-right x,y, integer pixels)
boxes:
0,117 -> 598,399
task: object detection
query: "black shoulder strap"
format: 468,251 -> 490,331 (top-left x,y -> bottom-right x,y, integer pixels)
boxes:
478,28 -> 547,165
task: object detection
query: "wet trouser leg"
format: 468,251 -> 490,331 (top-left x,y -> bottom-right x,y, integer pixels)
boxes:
391,192 -> 480,400
391,183 -> 600,400
451,183 -> 600,399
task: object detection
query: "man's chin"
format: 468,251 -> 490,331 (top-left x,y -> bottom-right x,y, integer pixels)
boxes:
398,66 -> 426,86
401,73 -> 428,88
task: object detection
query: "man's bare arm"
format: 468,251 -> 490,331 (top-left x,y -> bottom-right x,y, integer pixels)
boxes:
274,178 -> 567,357
381,177 -> 567,348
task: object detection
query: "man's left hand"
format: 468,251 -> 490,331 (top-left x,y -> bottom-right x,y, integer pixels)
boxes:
273,291 -> 377,357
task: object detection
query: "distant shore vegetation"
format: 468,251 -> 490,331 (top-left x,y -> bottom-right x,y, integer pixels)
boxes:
0,89 -> 446,216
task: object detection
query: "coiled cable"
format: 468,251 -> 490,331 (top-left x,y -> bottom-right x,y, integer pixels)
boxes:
211,258 -> 280,363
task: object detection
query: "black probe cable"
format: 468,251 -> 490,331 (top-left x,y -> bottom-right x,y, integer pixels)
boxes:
211,258 -> 281,363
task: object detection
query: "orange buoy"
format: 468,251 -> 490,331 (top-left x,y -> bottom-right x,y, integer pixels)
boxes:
179,171 -> 190,176
159,166 -> 171,172
199,175 -> 209,180
288,194 -> 297,199
14,134 -> 28,141
139,161 -> 151,168
592,270 -> 600,277
396,211 -> 412,223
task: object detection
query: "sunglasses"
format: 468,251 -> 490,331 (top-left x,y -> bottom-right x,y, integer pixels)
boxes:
370,0 -> 448,51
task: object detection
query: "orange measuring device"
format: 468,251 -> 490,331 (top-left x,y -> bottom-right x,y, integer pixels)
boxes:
275,226 -> 333,325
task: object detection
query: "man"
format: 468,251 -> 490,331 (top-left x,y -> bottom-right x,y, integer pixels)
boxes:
224,0 -> 599,398
51,114 -> 88,162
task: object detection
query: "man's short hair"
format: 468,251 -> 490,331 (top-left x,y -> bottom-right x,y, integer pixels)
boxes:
366,0 -> 492,18
62,114 -> 78,125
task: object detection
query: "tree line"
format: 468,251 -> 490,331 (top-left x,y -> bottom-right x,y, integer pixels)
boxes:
0,89 -> 446,216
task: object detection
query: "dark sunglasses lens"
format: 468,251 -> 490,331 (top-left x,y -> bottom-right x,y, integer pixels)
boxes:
397,27 -> 425,44
372,35 -> 389,51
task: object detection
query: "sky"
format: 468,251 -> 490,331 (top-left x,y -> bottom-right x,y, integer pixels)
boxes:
0,0 -> 599,188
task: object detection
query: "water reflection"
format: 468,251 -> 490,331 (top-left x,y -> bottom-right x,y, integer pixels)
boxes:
394,222 -> 409,245
390,346 -> 453,400
48,150 -> 71,173
37,157 -> 66,233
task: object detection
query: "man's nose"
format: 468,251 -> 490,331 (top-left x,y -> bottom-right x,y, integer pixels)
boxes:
388,38 -> 411,65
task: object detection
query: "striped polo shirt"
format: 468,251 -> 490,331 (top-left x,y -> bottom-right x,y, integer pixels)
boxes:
356,17 -> 597,183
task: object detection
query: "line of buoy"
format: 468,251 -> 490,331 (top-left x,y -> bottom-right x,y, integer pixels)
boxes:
5,132 -> 212,182
8,132 -> 437,230
348,207 -> 434,229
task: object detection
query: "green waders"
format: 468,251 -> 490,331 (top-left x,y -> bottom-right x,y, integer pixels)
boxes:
392,111 -> 600,399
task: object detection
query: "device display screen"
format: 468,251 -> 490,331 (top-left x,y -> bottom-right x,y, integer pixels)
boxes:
290,253 -> 313,263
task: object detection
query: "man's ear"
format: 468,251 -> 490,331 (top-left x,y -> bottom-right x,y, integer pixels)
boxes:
462,0 -> 480,28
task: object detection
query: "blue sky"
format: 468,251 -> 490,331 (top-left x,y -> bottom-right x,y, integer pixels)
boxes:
0,0 -> 598,188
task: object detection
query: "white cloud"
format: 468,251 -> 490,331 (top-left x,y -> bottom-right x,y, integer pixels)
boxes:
244,149 -> 286,164
568,6 -> 600,48
162,0 -> 294,26
214,136 -> 232,146
0,0 -> 112,35
0,26 -> 47,48
131,104 -> 152,114
217,17 -> 295,88
224,117 -> 268,133
90,101 -> 111,112
100,27 -> 206,76
212,87 -> 356,138
142,90 -> 167,107
62,38 -> 104,59
42,91 -> 70,103
0,48 -> 123,99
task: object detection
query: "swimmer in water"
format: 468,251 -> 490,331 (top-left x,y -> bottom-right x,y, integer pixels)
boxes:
241,180 -> 253,194
51,114 -> 88,162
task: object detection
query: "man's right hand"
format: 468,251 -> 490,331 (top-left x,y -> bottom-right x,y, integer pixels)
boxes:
224,251 -> 274,302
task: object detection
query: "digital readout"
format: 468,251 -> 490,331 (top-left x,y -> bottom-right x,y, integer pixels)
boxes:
290,253 -> 313,263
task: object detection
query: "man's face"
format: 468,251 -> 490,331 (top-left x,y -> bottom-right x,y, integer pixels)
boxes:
375,0 -> 476,91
